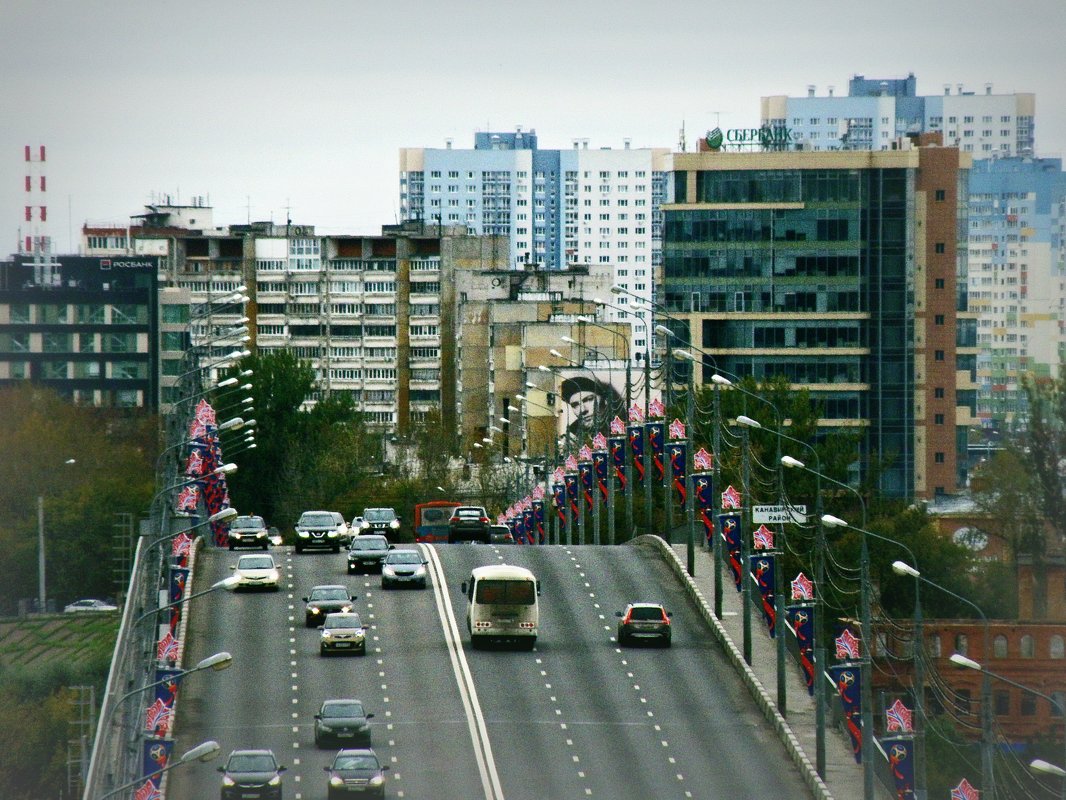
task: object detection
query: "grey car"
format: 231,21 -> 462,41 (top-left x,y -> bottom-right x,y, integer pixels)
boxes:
314,699 -> 374,748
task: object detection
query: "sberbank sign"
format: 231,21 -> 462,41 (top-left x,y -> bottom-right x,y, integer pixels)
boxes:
705,125 -> 793,151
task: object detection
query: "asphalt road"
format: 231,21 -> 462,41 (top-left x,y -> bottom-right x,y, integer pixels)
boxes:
166,542 -> 812,799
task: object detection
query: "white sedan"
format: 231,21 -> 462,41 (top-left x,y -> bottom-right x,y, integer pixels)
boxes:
64,599 -> 118,613
230,553 -> 281,591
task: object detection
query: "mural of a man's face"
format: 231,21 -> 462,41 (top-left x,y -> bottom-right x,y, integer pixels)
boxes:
568,390 -> 599,428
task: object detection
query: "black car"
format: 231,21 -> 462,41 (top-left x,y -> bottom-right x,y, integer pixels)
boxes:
447,506 -> 491,544
616,602 -> 673,647
228,515 -> 270,550
347,535 -> 392,574
219,749 -> 286,800
304,585 -> 356,628
323,748 -> 389,799
360,508 -> 400,538
314,699 -> 374,748
380,549 -> 428,589
294,510 -> 347,553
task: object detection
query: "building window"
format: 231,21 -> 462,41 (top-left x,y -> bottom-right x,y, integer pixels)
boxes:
935,452 -> 945,464
1051,635 -> 1065,659
935,314 -> 945,325
934,413 -> 945,425
993,634 -> 1008,658
935,387 -> 945,399
935,278 -> 945,289
1052,692 -> 1066,717
928,633 -> 942,657
935,189 -> 946,201
1021,694 -> 1037,716
955,634 -> 968,655
935,242 -> 946,254
935,350 -> 945,361
994,690 -> 1010,716
1020,635 -> 1035,658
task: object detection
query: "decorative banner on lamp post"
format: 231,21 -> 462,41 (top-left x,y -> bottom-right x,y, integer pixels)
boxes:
694,447 -> 713,471
143,696 -> 173,738
669,441 -> 688,507
829,663 -> 863,763
171,530 -> 194,568
790,572 -> 815,600
609,436 -> 626,493
647,420 -> 665,483
649,397 -> 665,418
552,482 -> 566,525
156,631 -> 179,665
176,485 -> 199,514
950,778 -> 980,800
627,424 -> 646,487
786,604 -> 816,695
522,508 -> 534,545
578,461 -> 594,513
564,472 -> 580,521
750,553 -> 777,637
721,484 -> 742,509
593,449 -> 609,504
886,698 -> 914,734
142,737 -> 174,790
752,525 -> 775,550
532,499 -> 545,544
835,628 -> 861,661
693,473 -> 714,546
719,513 -> 743,591
882,737 -> 915,799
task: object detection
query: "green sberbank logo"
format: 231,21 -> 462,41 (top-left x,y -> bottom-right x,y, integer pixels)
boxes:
704,125 -> 793,151
705,127 -> 724,150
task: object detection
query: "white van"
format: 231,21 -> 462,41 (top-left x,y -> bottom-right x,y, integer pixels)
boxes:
461,564 -> 540,650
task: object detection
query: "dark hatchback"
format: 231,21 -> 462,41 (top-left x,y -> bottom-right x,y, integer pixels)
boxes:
448,506 -> 491,543
314,699 -> 374,748
616,602 -> 673,647
347,535 -> 392,574
219,749 -> 286,800
324,748 -> 389,799
303,585 -> 356,628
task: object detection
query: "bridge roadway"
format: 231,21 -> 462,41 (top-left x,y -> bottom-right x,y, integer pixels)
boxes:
166,540 -> 813,799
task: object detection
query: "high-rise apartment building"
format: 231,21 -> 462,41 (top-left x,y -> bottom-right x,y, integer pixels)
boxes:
399,130 -> 672,360
761,74 -> 1035,158
967,157 -> 1066,427
664,136 -> 972,499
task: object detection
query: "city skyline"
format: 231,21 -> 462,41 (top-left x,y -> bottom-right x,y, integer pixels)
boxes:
2,0 -> 1064,253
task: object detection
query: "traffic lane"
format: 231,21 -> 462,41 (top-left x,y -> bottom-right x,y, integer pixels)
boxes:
433,542 -> 594,800
167,546 -> 302,799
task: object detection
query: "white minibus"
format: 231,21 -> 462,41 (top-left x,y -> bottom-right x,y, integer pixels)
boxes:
461,564 -> 540,649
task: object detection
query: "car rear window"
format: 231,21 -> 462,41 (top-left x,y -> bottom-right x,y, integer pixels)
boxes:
454,508 -> 484,518
475,579 -> 535,605
630,606 -> 665,621
422,508 -> 453,523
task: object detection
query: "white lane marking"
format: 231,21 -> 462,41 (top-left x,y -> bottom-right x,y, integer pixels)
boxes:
422,543 -> 504,800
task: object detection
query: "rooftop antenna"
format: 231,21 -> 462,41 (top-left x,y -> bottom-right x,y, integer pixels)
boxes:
23,144 -> 55,284
678,121 -> 686,152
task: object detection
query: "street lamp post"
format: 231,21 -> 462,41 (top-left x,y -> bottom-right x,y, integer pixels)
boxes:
37,457 -> 78,613
951,653 -> 1066,800
894,560 -> 994,800
98,739 -> 221,800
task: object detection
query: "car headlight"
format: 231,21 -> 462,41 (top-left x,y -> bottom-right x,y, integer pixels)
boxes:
341,604 -> 352,613
222,776 -> 235,786
360,521 -> 370,529
308,605 -> 320,615
382,566 -> 396,576
268,775 -> 281,786
369,774 -> 384,787
297,530 -> 309,538
414,565 -> 427,577
389,520 -> 400,529
321,630 -> 331,639
269,570 -> 280,581
327,531 -> 338,538
330,775 -> 344,787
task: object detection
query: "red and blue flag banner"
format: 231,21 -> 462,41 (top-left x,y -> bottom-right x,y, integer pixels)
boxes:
649,397 -> 666,418
522,509 -> 534,544
592,432 -> 608,450
176,485 -> 199,514
627,425 -> 646,487
142,737 -> 174,788
882,737 -> 915,798
693,473 -> 714,546
552,482 -> 566,524
786,604 -> 816,695
694,447 -> 713,471
565,454 -> 579,472
564,473 -> 580,520
194,398 -> 216,426
753,524 -> 775,550
646,421 -> 665,483
719,513 -> 743,591
721,484 -> 742,509
628,403 -> 645,424
532,500 -> 545,544
829,663 -> 863,762
156,632 -> 179,665
171,531 -> 194,568
668,418 -> 686,440
750,553 -> 777,637
835,628 -> 861,661
886,698 -> 914,733
579,461 -> 594,513
578,443 -> 593,461
669,442 -> 687,506
593,449 -> 609,504
532,484 -> 545,500
143,697 -> 172,737
610,415 -> 626,435
153,667 -> 182,708
609,436 -> 627,493
951,778 -> 979,800
184,447 -> 206,477
168,567 -> 189,634
134,778 -> 162,800
791,572 -> 815,600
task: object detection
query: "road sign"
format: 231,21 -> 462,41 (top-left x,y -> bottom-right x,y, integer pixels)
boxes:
752,505 -> 807,524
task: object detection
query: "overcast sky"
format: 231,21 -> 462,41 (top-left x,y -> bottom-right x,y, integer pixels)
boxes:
2,0 -> 1064,253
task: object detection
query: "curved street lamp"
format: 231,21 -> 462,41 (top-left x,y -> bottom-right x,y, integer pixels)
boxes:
97,739 -> 221,800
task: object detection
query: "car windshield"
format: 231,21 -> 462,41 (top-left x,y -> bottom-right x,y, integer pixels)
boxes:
326,615 -> 363,628
231,517 -> 264,529
227,754 -> 276,772
334,754 -> 379,770
300,513 -> 336,527
310,587 -> 348,601
238,556 -> 274,570
364,509 -> 396,522
629,606 -> 665,620
475,579 -> 535,605
350,539 -> 388,551
386,552 -> 422,565
323,701 -> 364,717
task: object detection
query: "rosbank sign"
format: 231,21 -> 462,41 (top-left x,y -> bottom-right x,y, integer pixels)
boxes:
100,258 -> 154,270
704,125 -> 793,151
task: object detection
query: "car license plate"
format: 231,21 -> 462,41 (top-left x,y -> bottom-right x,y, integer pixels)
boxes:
338,732 -> 353,738
334,642 -> 350,648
